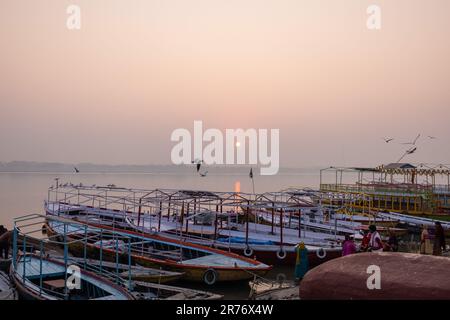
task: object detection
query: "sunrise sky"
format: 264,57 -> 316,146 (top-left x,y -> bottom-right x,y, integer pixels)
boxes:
1,0 -> 449,168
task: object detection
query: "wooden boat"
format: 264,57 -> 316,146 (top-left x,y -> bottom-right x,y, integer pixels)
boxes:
51,256 -> 184,284
0,271 -> 18,300
299,252 -> 450,300
249,281 -> 299,300
46,202 -> 342,267
44,218 -> 272,285
249,278 -> 297,299
10,254 -> 135,300
132,281 -> 222,300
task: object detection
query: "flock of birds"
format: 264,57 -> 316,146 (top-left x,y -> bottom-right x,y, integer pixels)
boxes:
381,134 -> 438,163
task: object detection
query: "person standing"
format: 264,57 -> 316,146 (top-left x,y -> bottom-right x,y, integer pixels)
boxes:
294,242 -> 309,281
368,225 -> 383,252
433,222 -> 446,256
420,225 -> 432,254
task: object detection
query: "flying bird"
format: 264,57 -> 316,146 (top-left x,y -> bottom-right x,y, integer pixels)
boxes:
249,168 -> 255,194
199,171 -> 208,177
401,134 -> 420,145
191,159 -> 203,172
428,136 -> 437,140
382,137 -> 394,143
397,147 -> 418,163
74,166 -> 80,173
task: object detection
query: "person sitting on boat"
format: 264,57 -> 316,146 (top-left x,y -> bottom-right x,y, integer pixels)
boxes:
368,225 -> 383,252
359,230 -> 370,252
342,235 -> 356,256
433,222 -> 446,256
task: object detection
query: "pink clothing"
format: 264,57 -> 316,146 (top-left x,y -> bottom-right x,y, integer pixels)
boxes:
342,240 -> 357,256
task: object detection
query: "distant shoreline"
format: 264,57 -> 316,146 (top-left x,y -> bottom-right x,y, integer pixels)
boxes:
0,161 -> 325,174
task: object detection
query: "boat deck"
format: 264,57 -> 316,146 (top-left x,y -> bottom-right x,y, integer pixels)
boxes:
182,254 -> 257,268
14,256 -> 131,300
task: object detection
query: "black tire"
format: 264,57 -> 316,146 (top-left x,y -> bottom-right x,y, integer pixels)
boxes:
243,246 -> 253,257
276,248 -> 287,260
203,268 -> 218,285
316,248 -> 327,259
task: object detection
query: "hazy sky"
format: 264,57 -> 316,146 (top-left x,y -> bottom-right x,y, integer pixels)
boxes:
1,0 -> 449,167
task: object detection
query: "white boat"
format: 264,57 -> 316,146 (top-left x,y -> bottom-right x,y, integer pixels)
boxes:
377,211 -> 450,230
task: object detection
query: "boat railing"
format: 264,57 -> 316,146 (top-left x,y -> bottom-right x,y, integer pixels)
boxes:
12,252 -> 69,300
12,214 -> 142,299
320,183 -> 434,196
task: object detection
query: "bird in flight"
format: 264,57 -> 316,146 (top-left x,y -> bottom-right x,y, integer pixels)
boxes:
74,166 -> 80,173
428,135 -> 437,140
397,146 -> 417,163
191,159 -> 204,172
382,137 -> 394,143
199,171 -> 208,177
401,134 -> 420,145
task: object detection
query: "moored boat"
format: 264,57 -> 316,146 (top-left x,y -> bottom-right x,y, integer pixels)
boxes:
46,201 -> 342,266
44,216 -> 272,285
51,256 -> 184,284
10,254 -> 135,300
132,281 -> 223,300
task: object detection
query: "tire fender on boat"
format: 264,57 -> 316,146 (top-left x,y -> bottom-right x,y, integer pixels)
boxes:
276,273 -> 286,283
316,247 -> 327,259
276,247 -> 287,260
243,246 -> 253,257
203,268 -> 218,285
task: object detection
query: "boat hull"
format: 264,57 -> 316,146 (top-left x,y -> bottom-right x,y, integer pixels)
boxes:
226,247 -> 342,267
10,254 -> 135,300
